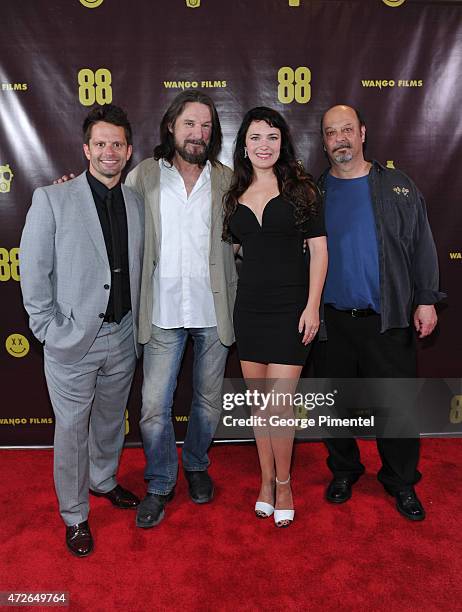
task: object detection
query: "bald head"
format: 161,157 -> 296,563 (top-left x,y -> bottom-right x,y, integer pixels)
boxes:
321,104 -> 367,174
321,105 -> 365,135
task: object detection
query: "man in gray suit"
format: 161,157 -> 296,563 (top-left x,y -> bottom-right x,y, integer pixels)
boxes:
126,90 -> 237,528
20,105 -> 144,556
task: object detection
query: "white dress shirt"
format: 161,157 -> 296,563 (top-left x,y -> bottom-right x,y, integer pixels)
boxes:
152,159 -> 217,329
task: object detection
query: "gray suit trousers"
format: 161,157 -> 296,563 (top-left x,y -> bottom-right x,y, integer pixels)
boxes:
44,312 -> 136,525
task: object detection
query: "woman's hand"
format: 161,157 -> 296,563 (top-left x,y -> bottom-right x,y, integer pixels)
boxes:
298,304 -> 320,345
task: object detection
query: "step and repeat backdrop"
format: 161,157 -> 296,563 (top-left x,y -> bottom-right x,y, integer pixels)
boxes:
1,0 -> 461,446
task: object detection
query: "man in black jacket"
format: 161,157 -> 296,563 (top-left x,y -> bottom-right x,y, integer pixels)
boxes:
314,104 -> 445,521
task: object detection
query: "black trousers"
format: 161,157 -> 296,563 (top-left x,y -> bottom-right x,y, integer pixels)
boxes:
313,306 -> 421,493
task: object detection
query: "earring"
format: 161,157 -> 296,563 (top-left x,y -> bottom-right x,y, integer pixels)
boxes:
244,147 -> 248,158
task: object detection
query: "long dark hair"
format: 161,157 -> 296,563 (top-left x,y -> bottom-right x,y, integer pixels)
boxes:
153,90 -> 222,166
223,107 -> 319,242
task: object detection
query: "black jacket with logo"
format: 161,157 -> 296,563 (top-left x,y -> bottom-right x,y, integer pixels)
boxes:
318,160 -> 445,335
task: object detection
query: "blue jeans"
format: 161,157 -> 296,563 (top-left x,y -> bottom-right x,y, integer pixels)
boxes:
140,325 -> 229,495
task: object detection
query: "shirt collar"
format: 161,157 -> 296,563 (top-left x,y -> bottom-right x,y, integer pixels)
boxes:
86,170 -> 121,200
160,158 -> 211,181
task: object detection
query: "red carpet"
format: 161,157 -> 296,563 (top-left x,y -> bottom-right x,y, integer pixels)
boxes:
1,439 -> 461,611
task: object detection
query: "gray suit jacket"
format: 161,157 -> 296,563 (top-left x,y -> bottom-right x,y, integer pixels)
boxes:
126,158 -> 237,346
20,171 -> 144,364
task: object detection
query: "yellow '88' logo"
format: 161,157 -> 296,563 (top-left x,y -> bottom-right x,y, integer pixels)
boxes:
278,67 -> 311,104
78,68 -> 113,106
0,248 -> 19,282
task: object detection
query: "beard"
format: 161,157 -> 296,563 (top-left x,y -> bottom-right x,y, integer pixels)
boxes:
332,142 -> 353,164
175,139 -> 209,164
333,150 -> 353,163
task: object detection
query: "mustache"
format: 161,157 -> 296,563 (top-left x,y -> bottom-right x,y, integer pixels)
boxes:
184,139 -> 206,147
333,142 -> 351,152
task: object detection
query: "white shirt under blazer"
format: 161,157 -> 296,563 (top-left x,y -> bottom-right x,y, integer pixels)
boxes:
125,157 -> 237,347
154,159 -> 217,329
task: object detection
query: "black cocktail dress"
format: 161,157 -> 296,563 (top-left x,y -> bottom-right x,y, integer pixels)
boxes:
229,194 -> 325,365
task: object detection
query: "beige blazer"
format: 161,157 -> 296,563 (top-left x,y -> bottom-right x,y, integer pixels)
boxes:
126,158 -> 237,346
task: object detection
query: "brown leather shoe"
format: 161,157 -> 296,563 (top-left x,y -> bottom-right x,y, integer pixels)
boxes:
66,521 -> 93,557
90,484 -> 139,509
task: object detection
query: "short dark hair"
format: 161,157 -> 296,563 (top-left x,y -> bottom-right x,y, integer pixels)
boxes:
82,104 -> 132,145
320,105 -> 366,135
153,90 -> 222,166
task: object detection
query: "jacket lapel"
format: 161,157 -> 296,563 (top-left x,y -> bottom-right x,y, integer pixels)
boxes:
142,159 -> 161,256
121,184 -> 138,274
71,172 -> 109,267
149,177 -> 161,256
210,165 -> 224,254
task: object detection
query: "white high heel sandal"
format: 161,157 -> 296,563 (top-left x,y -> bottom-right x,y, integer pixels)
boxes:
274,475 -> 294,527
255,501 -> 274,518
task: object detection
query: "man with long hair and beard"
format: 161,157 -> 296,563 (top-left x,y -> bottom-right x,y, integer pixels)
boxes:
126,91 -> 237,529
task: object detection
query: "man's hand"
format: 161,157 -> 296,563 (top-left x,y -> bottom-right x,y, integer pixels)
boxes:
53,173 -> 75,185
414,305 -> 437,338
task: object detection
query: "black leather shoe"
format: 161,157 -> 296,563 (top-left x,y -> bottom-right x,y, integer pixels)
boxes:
90,484 -> 140,509
66,521 -> 93,557
135,490 -> 175,529
326,477 -> 354,504
184,470 -> 214,504
394,488 -> 426,521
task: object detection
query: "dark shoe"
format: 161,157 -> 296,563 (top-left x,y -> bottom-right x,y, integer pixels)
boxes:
393,488 -> 426,521
135,491 -> 175,529
90,484 -> 140,509
66,521 -> 93,557
184,470 -> 214,504
326,477 -> 354,504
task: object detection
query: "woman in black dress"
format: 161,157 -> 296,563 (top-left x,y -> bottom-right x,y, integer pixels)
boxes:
223,107 -> 327,527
